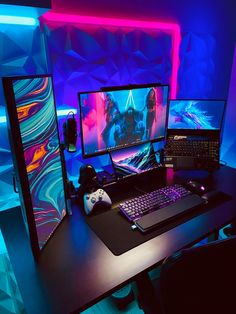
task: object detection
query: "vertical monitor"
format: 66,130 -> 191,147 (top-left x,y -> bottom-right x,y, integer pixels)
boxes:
168,99 -> 226,130
3,75 -> 67,257
79,85 -> 169,157
110,142 -> 160,179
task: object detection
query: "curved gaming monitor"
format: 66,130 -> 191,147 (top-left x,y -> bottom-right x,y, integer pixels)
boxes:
79,84 -> 169,158
168,99 -> 226,130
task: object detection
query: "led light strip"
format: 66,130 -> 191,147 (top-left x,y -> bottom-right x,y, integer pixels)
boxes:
42,12 -> 181,99
0,109 -> 77,124
0,15 -> 37,26
0,116 -> 7,123
57,109 -> 77,116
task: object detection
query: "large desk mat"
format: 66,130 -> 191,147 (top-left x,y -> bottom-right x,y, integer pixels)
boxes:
85,205 -> 204,256
84,190 -> 231,256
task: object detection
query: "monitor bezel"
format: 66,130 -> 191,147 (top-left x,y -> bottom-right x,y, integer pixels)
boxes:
79,83 -> 170,159
167,98 -> 227,132
2,74 -> 68,259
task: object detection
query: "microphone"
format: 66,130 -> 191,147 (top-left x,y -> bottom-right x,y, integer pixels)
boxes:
63,111 -> 77,153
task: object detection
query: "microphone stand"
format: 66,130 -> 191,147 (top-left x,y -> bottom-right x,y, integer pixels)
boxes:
60,143 -> 73,215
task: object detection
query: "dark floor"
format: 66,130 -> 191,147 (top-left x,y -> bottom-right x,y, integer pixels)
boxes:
81,281 -> 145,314
81,295 -> 144,314
81,229 -> 229,314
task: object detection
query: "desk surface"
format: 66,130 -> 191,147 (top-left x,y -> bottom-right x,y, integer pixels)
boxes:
1,166 -> 236,314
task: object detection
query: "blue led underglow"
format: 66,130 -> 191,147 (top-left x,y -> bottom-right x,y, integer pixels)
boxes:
57,109 -> 77,116
0,109 -> 78,123
0,116 -> 7,124
0,15 -> 37,26
0,230 -> 7,254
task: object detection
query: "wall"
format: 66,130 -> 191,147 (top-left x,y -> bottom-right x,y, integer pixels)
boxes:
41,17 -> 179,185
0,22 -> 48,211
221,44 -> 236,167
51,0 -> 236,99
41,1 -> 236,186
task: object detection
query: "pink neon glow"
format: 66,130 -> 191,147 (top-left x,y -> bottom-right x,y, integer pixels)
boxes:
41,12 -> 181,99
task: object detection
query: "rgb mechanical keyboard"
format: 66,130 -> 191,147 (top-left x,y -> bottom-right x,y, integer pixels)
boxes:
119,184 -> 205,232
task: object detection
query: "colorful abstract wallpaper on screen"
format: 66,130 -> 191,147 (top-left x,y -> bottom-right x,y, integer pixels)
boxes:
13,76 -> 66,249
168,100 -> 225,130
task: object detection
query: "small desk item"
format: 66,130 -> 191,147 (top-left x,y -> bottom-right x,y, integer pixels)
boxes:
164,99 -> 226,170
185,180 -> 206,194
84,188 -> 112,215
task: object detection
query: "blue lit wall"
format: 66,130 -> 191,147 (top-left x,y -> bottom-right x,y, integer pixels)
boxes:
0,22 -> 48,211
42,21 -> 175,186
221,44 -> 236,168
0,229 -> 25,312
42,19 -> 236,187
178,32 -> 216,98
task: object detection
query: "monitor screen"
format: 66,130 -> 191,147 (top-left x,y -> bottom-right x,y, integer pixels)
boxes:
168,99 -> 226,130
79,85 -> 169,157
110,142 -> 160,179
3,75 -> 67,256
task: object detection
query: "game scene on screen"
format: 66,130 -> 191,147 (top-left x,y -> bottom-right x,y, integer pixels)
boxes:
80,86 -> 168,156
168,100 -> 225,130
111,142 -> 160,179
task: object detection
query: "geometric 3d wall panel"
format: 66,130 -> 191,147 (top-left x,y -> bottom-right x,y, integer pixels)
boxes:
43,23 -> 174,109
178,32 -> 216,98
0,24 -> 48,211
42,16 -> 180,184
0,25 -> 47,75
0,230 -> 25,314
221,44 -> 236,168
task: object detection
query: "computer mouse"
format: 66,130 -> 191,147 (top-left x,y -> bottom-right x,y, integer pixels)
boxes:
186,180 -> 206,195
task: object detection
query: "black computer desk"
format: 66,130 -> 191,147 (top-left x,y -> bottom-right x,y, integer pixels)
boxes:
1,165 -> 236,314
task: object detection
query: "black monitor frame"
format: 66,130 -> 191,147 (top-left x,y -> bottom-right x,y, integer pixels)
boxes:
79,83 -> 170,159
3,74 -> 68,259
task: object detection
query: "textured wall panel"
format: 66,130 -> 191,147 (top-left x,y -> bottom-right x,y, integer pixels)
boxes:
178,32 -> 216,98
0,24 -> 48,211
43,22 -> 175,184
0,230 -> 25,313
221,44 -> 236,167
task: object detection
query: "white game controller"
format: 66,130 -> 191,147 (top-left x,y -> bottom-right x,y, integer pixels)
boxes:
83,188 -> 112,215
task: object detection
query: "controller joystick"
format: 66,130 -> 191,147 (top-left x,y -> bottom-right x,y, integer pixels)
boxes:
83,188 -> 112,215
